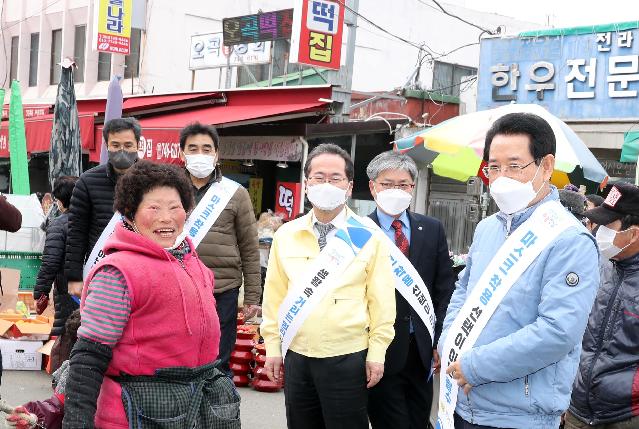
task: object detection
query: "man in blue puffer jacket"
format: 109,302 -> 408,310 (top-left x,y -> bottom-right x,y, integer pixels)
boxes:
438,113 -> 600,429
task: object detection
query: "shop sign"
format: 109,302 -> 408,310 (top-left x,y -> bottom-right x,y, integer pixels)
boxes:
2,105 -> 49,120
600,159 -> 636,179
222,9 -> 294,46
189,33 -> 272,70
478,25 -> 639,119
275,181 -> 302,220
290,0 -> 345,70
92,0 -> 132,54
249,178 -> 264,215
219,136 -> 304,162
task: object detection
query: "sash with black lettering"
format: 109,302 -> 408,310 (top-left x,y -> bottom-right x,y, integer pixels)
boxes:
436,201 -> 578,429
184,177 -> 240,248
360,217 -> 436,345
278,214 -> 376,358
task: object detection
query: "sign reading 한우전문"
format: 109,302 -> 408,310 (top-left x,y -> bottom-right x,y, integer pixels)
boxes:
93,0 -> 132,54
223,9 -> 294,46
290,0 -> 345,71
478,23 -> 639,119
190,33 -> 272,70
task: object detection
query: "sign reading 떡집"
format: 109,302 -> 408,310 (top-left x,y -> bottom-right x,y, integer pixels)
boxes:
92,0 -> 132,54
222,9 -> 294,46
478,24 -> 639,119
290,0 -> 345,70
189,33 -> 272,70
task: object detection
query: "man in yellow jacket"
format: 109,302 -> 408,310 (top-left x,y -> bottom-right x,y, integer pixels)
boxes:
261,143 -> 396,429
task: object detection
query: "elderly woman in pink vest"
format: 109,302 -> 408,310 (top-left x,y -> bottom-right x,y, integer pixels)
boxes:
61,161 -> 238,429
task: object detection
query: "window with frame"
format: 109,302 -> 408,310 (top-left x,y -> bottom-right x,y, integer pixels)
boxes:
29,32 -> 40,87
97,52 -> 112,81
124,28 -> 142,79
74,25 -> 86,83
432,61 -> 477,97
50,29 -> 63,85
236,39 -> 313,86
9,36 -> 19,82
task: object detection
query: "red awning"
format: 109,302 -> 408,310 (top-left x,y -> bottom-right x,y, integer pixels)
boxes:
138,87 -> 330,129
122,92 -> 222,111
0,115 -> 95,157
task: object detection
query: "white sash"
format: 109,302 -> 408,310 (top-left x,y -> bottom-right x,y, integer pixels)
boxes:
83,212 -> 122,280
184,177 -> 240,248
278,214 -> 376,357
359,216 -> 436,344
436,201 -> 578,429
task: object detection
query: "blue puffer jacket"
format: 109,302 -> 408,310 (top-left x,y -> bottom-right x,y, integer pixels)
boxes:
439,188 -> 600,429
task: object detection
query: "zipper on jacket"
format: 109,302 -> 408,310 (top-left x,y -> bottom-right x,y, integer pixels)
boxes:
524,375 -> 529,397
584,265 -> 624,422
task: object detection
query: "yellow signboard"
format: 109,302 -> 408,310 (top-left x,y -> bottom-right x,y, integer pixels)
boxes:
93,0 -> 132,54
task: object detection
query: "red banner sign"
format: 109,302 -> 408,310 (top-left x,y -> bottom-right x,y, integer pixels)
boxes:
93,127 -> 183,164
290,0 -> 344,70
275,181 -> 302,221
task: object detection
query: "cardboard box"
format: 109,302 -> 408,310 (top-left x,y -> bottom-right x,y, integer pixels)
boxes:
0,338 -> 44,370
0,315 -> 51,340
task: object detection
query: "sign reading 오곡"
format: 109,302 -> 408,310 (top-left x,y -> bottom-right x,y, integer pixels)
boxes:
190,33 -> 272,70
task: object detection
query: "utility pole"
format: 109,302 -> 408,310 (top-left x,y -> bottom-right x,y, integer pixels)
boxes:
327,0 -> 359,122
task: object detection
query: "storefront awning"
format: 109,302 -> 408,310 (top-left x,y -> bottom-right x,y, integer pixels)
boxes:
0,115 -> 95,157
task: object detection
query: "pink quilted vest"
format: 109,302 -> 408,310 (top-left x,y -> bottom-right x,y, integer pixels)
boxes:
81,224 -> 220,428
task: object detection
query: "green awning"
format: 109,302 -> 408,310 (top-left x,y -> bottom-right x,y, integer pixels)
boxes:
519,21 -> 639,38
621,131 -> 639,163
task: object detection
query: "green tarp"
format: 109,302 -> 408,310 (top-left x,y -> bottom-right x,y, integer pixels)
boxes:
519,21 -> 639,38
9,80 -> 30,195
621,131 -> 639,163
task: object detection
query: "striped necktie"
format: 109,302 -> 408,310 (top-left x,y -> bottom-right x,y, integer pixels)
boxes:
316,222 -> 335,251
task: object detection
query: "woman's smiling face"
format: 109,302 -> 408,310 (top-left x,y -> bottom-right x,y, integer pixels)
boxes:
132,186 -> 187,248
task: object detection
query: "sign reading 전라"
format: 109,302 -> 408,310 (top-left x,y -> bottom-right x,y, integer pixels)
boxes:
92,0 -> 132,54
478,23 -> 639,119
290,0 -> 345,70
222,9 -> 294,46
190,33 -> 272,70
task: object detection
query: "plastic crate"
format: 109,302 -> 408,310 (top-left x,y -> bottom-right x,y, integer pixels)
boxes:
0,251 -> 43,290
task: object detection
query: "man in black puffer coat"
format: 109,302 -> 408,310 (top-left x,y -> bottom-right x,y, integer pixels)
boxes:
65,118 -> 141,296
34,176 -> 79,336
566,183 -> 639,429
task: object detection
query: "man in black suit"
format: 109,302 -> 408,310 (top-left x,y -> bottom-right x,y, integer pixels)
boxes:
366,151 -> 455,429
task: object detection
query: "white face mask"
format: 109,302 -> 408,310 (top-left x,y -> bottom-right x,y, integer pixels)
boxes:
306,182 -> 348,211
489,164 -> 543,215
185,154 -> 216,179
375,188 -> 413,216
595,225 -> 629,260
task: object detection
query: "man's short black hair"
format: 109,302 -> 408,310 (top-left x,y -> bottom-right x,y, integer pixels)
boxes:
114,160 -> 194,221
52,176 -> 79,209
304,143 -> 354,181
103,117 -> 141,143
179,122 -> 220,151
483,113 -> 556,165
621,214 -> 639,230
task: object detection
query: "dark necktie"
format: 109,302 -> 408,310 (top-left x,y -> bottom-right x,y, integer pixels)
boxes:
316,222 -> 335,251
391,219 -> 409,257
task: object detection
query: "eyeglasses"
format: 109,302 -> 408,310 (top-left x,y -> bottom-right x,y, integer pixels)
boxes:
481,159 -> 539,177
307,175 -> 348,184
376,182 -> 415,191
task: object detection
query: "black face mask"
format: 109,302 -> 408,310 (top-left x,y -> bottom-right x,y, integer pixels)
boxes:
108,150 -> 138,170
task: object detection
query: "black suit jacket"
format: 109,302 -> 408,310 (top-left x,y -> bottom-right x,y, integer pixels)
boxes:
369,210 -> 455,375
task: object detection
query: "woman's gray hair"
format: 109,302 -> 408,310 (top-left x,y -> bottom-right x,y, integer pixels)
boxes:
366,151 -> 418,181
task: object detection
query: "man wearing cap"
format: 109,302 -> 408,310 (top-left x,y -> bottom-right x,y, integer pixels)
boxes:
565,183 -> 639,429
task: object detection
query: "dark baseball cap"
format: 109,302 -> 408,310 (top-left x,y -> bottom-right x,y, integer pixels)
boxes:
584,183 -> 639,226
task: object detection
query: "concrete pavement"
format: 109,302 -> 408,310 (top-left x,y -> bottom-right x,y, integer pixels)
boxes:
0,369 -> 287,428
